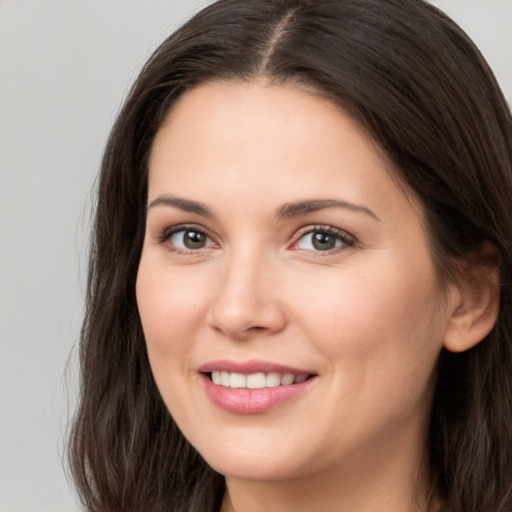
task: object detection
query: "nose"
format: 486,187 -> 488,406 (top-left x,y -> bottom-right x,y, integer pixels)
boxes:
206,251 -> 287,340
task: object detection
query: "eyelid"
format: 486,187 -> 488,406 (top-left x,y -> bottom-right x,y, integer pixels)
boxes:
153,222 -> 355,255
155,223 -> 218,251
290,224 -> 356,252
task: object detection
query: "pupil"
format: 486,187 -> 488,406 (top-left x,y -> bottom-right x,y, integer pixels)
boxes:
184,230 -> 205,249
312,231 -> 335,251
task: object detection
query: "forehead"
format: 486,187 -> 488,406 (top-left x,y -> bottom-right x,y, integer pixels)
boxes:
148,80 -> 421,225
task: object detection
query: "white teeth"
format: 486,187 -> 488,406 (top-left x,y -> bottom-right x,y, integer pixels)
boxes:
280,373 -> 295,386
229,372 -> 246,388
221,371 -> 230,387
246,372 -> 266,389
266,372 -> 281,388
209,371 -> 310,389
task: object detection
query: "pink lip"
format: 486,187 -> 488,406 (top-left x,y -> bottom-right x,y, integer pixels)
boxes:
199,359 -> 314,375
198,359 -> 317,414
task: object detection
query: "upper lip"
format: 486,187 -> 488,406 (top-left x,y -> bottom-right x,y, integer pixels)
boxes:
199,359 -> 316,375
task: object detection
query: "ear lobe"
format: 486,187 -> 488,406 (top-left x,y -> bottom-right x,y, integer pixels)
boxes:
443,250 -> 500,353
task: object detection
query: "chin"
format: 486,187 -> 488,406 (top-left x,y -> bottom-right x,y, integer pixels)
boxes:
208,455 -> 304,482
193,433 -> 313,482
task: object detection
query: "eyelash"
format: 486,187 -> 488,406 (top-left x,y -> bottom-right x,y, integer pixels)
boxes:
290,225 -> 355,254
156,224 -> 217,254
156,223 -> 356,255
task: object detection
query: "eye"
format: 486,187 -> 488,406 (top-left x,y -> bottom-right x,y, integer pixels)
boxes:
160,226 -> 217,252
293,226 -> 354,252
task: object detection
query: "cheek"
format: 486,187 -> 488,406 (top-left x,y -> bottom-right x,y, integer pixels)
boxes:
290,257 -> 445,401
136,262 -> 207,378
135,262 -> 213,432
296,260 -> 440,335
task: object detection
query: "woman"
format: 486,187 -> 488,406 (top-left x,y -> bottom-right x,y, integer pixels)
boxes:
69,0 -> 512,511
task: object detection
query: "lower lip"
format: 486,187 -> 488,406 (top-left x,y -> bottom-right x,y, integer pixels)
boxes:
200,374 -> 315,414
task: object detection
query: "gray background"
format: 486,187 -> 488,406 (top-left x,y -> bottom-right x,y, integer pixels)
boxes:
0,1 -> 510,511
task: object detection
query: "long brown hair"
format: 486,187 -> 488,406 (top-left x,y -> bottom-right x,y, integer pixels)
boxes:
69,1 -> 512,510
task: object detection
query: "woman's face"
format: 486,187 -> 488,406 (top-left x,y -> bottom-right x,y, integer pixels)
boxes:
136,81 -> 457,483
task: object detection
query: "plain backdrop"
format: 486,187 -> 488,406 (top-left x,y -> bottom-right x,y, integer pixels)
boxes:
0,1 -> 511,511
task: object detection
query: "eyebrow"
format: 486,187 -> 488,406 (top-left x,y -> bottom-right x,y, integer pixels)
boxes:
147,195 -> 379,221
276,198 -> 379,221
147,196 -> 215,218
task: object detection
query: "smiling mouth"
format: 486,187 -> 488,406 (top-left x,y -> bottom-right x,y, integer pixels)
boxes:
206,371 -> 314,389
200,364 -> 318,413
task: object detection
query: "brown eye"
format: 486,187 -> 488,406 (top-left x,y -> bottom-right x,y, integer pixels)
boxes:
294,227 -> 353,252
169,228 -> 214,250
311,232 -> 338,251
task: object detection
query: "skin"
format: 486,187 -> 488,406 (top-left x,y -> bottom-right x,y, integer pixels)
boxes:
136,80 -> 471,512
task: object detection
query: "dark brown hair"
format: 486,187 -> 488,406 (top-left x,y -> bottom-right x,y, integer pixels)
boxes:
69,1 -> 512,510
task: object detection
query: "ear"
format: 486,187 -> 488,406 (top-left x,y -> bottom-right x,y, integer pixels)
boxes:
443,245 -> 500,353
